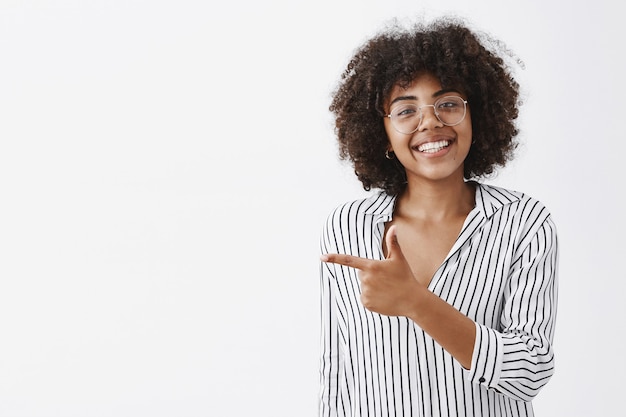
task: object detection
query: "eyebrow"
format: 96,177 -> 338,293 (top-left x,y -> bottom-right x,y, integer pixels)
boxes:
389,88 -> 462,106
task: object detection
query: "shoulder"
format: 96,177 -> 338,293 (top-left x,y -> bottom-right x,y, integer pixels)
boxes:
476,182 -> 552,221
476,182 -> 557,243
320,192 -> 394,247
324,192 -> 395,223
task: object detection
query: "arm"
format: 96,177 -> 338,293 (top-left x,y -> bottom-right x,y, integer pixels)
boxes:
318,226 -> 343,417
321,225 -> 476,368
469,217 -> 558,401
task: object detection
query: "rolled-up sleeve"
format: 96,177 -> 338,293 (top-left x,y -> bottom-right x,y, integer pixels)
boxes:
468,216 -> 559,402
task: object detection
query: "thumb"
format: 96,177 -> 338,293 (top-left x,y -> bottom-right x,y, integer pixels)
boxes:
385,225 -> 405,260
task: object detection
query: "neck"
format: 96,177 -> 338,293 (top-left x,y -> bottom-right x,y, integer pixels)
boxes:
396,176 -> 475,222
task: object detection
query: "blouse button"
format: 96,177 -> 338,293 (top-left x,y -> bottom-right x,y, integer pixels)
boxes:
479,377 -> 486,383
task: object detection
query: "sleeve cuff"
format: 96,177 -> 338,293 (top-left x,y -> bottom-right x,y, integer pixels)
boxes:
467,322 -> 503,388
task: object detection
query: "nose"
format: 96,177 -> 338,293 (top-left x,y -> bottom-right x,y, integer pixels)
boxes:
417,104 -> 443,130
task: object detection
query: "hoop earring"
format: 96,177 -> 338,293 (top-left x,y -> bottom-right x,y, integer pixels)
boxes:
385,150 -> 395,160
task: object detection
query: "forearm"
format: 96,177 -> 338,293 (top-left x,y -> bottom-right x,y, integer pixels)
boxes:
406,285 -> 476,369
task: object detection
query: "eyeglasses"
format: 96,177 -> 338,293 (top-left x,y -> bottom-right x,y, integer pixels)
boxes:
385,96 -> 468,134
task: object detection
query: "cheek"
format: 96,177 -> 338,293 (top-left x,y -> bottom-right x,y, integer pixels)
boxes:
460,121 -> 473,144
465,110 -> 473,138
384,125 -> 407,149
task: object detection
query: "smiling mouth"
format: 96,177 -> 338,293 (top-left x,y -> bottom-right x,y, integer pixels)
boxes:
414,140 -> 451,153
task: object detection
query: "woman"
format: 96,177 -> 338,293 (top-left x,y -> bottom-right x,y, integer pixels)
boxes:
319,17 -> 558,417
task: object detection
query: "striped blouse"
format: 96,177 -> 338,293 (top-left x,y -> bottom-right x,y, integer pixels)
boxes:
319,182 -> 558,417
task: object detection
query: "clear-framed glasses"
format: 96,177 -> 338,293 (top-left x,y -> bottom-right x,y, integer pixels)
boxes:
385,96 -> 468,134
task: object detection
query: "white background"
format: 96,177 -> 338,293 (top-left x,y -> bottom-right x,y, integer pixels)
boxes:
0,1 -> 623,416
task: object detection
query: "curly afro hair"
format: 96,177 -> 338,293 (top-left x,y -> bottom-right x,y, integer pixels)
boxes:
329,17 -> 521,196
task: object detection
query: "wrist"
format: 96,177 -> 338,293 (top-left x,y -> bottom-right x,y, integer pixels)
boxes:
404,282 -> 430,321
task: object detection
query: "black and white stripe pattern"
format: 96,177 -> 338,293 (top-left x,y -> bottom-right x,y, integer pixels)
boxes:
319,182 -> 558,417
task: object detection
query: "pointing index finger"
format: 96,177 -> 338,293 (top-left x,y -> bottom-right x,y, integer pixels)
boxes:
321,253 -> 370,270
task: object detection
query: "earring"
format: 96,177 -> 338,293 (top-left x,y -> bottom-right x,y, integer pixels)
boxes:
385,150 -> 395,160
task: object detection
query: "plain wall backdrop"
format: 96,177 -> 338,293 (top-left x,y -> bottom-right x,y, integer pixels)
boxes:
1,1 -> 623,416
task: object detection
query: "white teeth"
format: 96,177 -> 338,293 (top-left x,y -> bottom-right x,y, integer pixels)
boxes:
417,140 -> 450,153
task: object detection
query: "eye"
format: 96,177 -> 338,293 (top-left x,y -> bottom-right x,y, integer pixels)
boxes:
436,97 -> 464,112
392,105 -> 418,119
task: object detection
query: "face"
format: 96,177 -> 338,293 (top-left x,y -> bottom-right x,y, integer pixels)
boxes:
384,72 -> 472,185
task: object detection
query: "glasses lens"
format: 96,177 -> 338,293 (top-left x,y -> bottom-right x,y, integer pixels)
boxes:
435,96 -> 466,126
390,104 -> 420,134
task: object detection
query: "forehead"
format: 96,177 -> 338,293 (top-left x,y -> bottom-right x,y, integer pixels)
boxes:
387,73 -> 443,101
385,72 -> 468,110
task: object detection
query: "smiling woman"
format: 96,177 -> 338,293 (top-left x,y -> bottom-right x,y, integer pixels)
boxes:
383,73 -> 473,185
319,16 -> 558,417
329,18 -> 519,197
